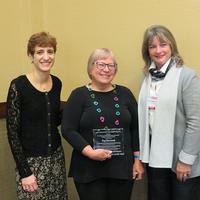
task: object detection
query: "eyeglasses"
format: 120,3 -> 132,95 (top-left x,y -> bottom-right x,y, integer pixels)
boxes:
94,62 -> 117,70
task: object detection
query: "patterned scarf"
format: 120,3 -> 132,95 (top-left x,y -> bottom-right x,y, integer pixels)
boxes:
149,58 -> 174,81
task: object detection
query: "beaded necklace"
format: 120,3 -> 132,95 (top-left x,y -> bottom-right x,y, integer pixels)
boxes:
87,83 -> 121,126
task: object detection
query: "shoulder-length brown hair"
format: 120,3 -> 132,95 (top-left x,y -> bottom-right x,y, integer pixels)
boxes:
142,25 -> 183,75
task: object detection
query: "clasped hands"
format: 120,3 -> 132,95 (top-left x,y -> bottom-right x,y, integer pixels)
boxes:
21,174 -> 38,192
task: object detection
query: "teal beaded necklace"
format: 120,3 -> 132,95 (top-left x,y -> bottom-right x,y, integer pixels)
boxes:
87,84 -> 121,126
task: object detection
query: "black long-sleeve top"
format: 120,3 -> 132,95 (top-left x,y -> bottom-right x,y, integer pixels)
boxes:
61,85 -> 139,183
6,75 -> 62,178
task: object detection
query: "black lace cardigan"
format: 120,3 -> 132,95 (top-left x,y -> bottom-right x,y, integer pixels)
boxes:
6,75 -> 62,178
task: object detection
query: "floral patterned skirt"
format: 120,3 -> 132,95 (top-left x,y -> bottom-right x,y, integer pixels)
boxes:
16,146 -> 68,200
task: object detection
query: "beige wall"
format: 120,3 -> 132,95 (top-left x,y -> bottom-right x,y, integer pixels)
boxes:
1,0 -> 200,102
0,119 -> 16,200
1,0 -> 200,199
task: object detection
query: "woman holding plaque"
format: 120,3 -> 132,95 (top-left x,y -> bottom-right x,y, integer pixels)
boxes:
61,48 -> 144,200
138,25 -> 200,200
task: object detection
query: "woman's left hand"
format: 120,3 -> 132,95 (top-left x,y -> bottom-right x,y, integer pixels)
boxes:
176,160 -> 192,182
133,159 -> 144,180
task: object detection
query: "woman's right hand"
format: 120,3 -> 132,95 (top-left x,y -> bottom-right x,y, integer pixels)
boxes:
21,174 -> 38,192
82,145 -> 112,161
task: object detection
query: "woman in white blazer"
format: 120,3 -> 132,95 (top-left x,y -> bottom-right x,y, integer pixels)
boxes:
138,25 -> 200,200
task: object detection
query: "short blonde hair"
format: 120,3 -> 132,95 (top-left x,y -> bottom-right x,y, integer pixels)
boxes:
87,48 -> 118,79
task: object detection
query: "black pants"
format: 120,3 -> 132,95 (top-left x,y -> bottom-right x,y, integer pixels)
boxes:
74,178 -> 134,200
147,166 -> 200,200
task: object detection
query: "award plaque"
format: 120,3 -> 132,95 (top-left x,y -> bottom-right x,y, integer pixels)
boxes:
93,128 -> 124,156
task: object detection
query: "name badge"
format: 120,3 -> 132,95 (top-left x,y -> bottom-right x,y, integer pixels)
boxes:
148,96 -> 158,110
